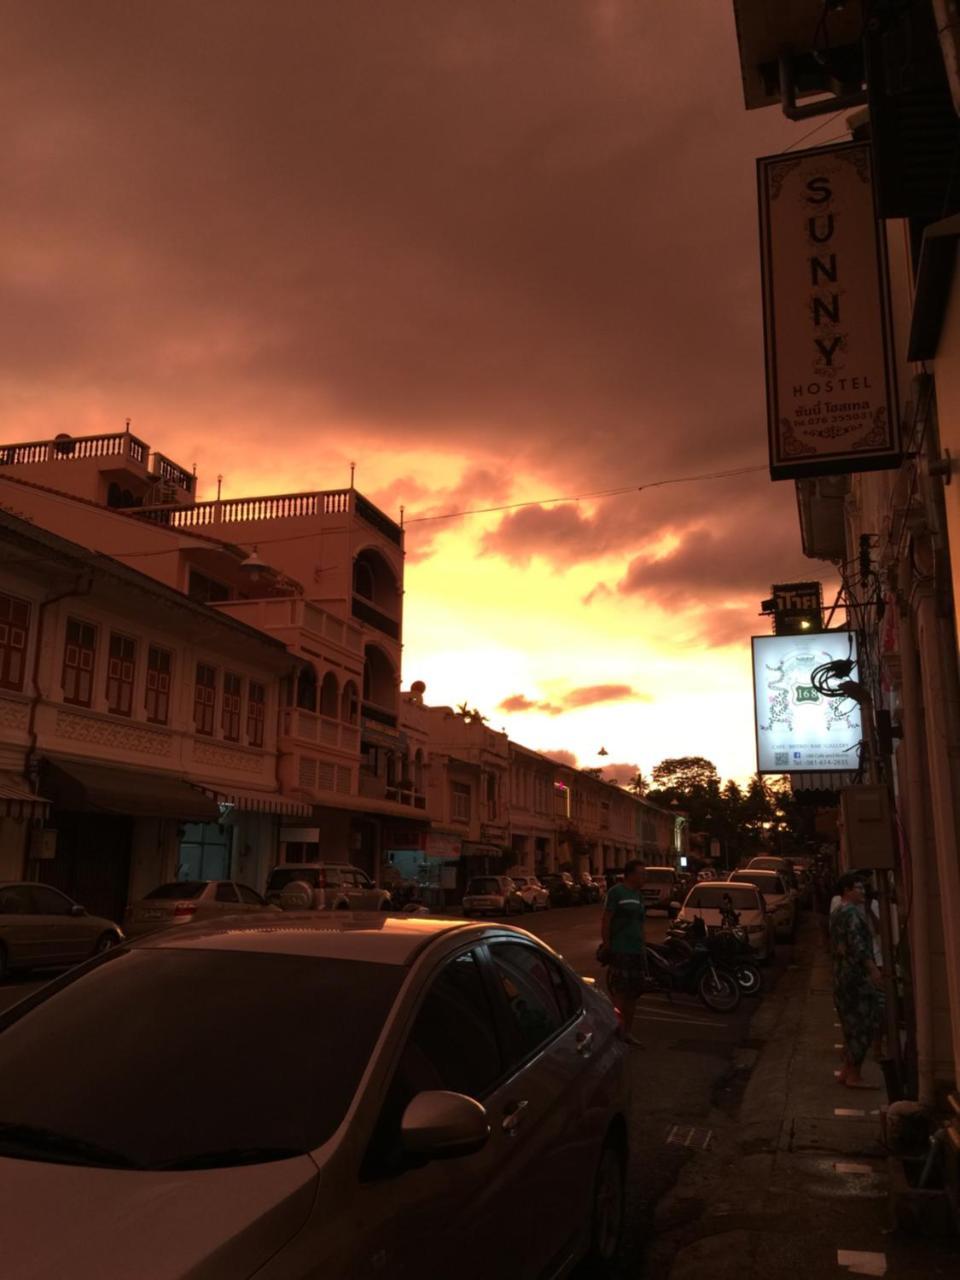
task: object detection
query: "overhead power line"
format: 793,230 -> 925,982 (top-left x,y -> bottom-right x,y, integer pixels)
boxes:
403,463 -> 769,526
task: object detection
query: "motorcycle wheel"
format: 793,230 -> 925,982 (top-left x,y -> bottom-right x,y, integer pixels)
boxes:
732,961 -> 762,997
698,966 -> 741,1012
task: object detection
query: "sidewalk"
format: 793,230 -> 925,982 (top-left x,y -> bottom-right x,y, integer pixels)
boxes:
646,921 -> 959,1279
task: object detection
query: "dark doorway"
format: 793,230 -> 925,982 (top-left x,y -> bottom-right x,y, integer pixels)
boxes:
35,812 -> 132,924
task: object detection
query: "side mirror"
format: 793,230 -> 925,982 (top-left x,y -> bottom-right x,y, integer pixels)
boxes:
400,1090 -> 489,1160
70,903 -> 86,917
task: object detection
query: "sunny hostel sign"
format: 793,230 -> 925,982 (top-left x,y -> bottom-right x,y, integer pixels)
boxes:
758,140 -> 900,480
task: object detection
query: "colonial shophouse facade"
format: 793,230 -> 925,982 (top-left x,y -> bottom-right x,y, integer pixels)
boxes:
0,427 -> 683,918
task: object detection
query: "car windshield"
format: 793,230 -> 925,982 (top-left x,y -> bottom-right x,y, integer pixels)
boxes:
0,949 -> 402,1170
143,882 -> 206,901
686,887 -> 760,911
732,872 -> 783,894
467,878 -> 501,895
266,868 -> 320,891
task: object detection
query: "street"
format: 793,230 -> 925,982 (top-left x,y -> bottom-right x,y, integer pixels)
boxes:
0,904 -> 790,1278
501,904 -> 785,1277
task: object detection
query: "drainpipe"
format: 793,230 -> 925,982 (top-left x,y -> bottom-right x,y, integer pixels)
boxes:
898,602 -> 936,1106
25,572 -> 94,784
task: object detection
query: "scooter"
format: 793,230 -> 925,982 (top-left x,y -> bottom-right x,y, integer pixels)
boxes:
667,912 -> 763,998
643,919 -> 741,1012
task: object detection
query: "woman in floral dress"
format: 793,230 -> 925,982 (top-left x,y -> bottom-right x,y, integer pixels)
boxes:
829,873 -> 883,1088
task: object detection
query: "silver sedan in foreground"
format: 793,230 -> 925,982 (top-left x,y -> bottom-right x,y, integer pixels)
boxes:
0,913 -> 629,1279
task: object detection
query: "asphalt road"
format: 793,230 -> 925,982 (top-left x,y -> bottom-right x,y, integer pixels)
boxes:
0,904 -> 792,1278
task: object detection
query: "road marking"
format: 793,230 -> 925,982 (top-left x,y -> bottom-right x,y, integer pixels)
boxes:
665,1124 -> 713,1151
834,1108 -> 866,1117
834,1042 -> 844,1049
837,1249 -> 886,1276
637,1010 -> 734,1030
834,1162 -> 872,1175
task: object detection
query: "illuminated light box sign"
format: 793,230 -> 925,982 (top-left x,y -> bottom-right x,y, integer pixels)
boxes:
757,141 -> 900,480
752,632 -> 862,774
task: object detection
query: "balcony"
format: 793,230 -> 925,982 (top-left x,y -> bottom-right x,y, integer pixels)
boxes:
282,707 -> 360,753
134,486 -> 403,545
152,452 -> 195,495
351,596 -> 400,640
359,769 -> 427,809
362,702 -> 398,729
0,431 -> 149,468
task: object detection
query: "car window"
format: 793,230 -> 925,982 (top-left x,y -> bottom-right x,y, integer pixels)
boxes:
338,870 -> 357,888
236,884 -> 264,906
353,870 -> 373,889
467,878 -> 501,895
362,949 -> 502,1179
401,950 -> 502,1098
489,941 -> 566,1062
31,886 -> 73,916
0,951 -> 402,1170
0,886 -> 36,915
144,882 -> 207,901
214,883 -> 239,903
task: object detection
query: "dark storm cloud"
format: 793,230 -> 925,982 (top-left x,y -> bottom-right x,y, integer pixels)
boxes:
498,683 -> 649,715
0,0 -> 803,494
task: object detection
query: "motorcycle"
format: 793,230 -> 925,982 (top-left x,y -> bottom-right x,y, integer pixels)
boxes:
641,919 -> 742,1012
667,911 -> 763,998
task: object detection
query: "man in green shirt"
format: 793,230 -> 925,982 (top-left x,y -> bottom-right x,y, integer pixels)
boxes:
601,860 -> 648,1046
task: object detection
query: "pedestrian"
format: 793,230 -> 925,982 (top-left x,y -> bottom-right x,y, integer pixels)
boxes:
829,872 -> 884,1088
600,859 -> 648,1048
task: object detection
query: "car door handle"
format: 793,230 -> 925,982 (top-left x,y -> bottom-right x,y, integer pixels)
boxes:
502,1100 -> 529,1136
576,1030 -> 594,1056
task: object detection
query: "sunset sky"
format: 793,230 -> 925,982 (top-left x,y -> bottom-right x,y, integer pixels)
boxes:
0,1 -> 838,783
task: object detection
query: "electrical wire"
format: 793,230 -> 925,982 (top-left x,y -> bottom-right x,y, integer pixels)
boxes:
782,109 -> 849,153
403,462 -> 768,526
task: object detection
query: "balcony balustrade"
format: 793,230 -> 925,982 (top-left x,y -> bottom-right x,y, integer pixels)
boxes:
351,596 -> 400,639
0,431 -> 149,467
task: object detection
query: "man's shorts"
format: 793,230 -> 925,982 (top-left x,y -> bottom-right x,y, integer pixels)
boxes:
608,951 -> 648,997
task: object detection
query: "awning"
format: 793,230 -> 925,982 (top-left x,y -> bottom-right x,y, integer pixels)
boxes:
0,773 -> 50,821
42,759 -> 220,822
202,786 -> 311,819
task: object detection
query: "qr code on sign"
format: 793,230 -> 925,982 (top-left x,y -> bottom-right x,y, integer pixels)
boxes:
774,752 -> 789,767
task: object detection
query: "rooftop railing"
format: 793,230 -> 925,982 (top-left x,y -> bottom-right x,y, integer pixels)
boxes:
0,431 -> 150,467
136,487 -> 403,545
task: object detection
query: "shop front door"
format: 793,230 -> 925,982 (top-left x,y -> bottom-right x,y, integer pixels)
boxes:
37,813 -> 132,925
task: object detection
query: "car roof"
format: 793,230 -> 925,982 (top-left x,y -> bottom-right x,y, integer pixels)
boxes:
132,912 -> 480,965
731,869 -> 782,881
0,881 -> 72,890
686,880 -> 762,894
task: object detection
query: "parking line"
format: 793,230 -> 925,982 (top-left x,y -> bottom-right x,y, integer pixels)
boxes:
837,1249 -> 886,1276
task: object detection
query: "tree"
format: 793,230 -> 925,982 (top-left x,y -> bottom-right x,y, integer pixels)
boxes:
651,756 -> 720,793
629,771 -> 648,797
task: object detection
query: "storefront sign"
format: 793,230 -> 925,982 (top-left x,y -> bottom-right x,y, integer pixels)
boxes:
425,834 -> 461,859
752,632 -> 862,773
758,141 -> 900,480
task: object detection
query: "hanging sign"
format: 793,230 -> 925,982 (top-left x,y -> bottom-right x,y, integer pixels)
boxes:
752,632 -> 862,774
758,141 -> 900,480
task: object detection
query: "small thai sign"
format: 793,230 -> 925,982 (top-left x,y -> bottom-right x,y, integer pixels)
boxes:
758,141 -> 900,480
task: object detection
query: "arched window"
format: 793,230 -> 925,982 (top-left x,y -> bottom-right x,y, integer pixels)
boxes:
295,664 -> 317,712
362,646 -> 396,709
353,559 -> 375,601
341,680 -> 359,724
319,671 -> 339,718
352,549 -> 399,611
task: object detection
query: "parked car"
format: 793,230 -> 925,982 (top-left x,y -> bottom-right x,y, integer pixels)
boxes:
0,883 -> 123,978
0,914 -> 629,1278
696,868 -> 718,882
576,872 -> 602,904
124,880 -> 274,938
462,876 -> 524,917
511,875 -> 551,912
641,866 -> 683,914
264,863 -> 392,912
729,869 -> 798,940
541,871 -> 582,907
747,856 -> 801,896
674,881 -> 776,962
